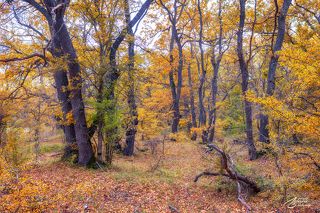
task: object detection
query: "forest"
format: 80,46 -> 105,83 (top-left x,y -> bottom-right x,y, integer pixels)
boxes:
0,0 -> 319,212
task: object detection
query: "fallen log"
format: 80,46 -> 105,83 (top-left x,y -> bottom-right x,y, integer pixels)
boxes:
195,143 -> 260,211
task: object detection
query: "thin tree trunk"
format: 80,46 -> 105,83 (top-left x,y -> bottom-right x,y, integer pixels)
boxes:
124,0 -> 138,156
197,0 -> 206,127
105,0 -> 152,162
187,52 -> 197,140
96,81 -> 104,163
259,0 -> 292,143
208,60 -> 220,142
237,0 -> 257,160
187,55 -> 197,129
169,30 -> 179,133
208,0 -> 223,143
34,110 -> 40,163
172,19 -> 184,133
0,113 -> 6,148
172,35 -> 183,133
160,0 -> 184,133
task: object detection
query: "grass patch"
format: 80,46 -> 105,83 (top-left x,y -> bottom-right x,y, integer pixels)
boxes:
40,142 -> 64,154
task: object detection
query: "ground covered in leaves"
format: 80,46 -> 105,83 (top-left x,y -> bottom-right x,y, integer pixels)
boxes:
1,139 -> 319,212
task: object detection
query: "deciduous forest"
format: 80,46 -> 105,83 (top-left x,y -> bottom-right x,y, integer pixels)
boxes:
0,0 -> 319,212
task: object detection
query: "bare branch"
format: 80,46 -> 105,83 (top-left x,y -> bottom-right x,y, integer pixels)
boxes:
12,5 -> 48,41
0,52 -> 46,63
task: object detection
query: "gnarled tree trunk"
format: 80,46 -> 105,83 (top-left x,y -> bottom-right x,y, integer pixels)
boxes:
54,12 -> 93,166
34,0 -> 94,165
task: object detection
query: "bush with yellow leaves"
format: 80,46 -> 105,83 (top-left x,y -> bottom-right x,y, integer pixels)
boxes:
0,130 -> 51,212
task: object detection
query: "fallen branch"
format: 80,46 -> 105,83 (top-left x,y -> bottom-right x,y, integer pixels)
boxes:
207,143 -> 260,193
237,182 -> 252,212
294,152 -> 320,170
195,143 -> 260,211
194,171 -> 229,182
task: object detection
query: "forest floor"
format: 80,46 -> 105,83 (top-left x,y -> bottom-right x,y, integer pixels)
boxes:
20,136 -> 319,212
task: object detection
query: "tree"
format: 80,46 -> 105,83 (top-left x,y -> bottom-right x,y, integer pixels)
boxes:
208,0 -> 225,143
9,0 -> 94,165
123,0 -> 139,156
259,0 -> 292,143
159,0 -> 186,133
0,110 -> 6,147
237,0 -> 257,160
197,0 -> 206,127
104,0 -> 152,163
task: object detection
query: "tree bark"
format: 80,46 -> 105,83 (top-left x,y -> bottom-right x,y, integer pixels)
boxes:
197,0 -> 206,127
96,81 -> 105,163
187,54 -> 197,129
50,39 -> 77,159
56,17 -> 93,166
123,0 -> 138,156
105,0 -> 152,162
237,0 -> 257,160
34,103 -> 41,163
160,0 -> 184,133
168,30 -> 180,133
41,0 -> 94,165
259,0 -> 292,143
0,113 -> 6,148
208,0 -> 223,143
20,0 -> 78,160
208,58 -> 220,143
187,54 -> 197,140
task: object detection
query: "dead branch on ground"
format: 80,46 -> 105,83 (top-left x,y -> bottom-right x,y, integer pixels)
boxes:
194,143 -> 260,212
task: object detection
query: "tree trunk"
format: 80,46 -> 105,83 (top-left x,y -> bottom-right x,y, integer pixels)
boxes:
160,0 -> 184,133
208,61 -> 220,142
0,113 -> 6,148
259,0 -> 291,143
169,26 -> 183,133
124,0 -> 138,156
52,59 -> 77,159
97,118 -> 104,162
96,80 -> 105,163
187,55 -> 197,140
197,0 -> 206,127
49,23 -> 76,160
237,0 -> 257,160
105,0 -> 152,162
169,31 -> 179,133
187,57 -> 197,129
208,0 -> 223,143
54,16 -> 94,166
34,124 -> 40,163
21,0 -> 94,165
